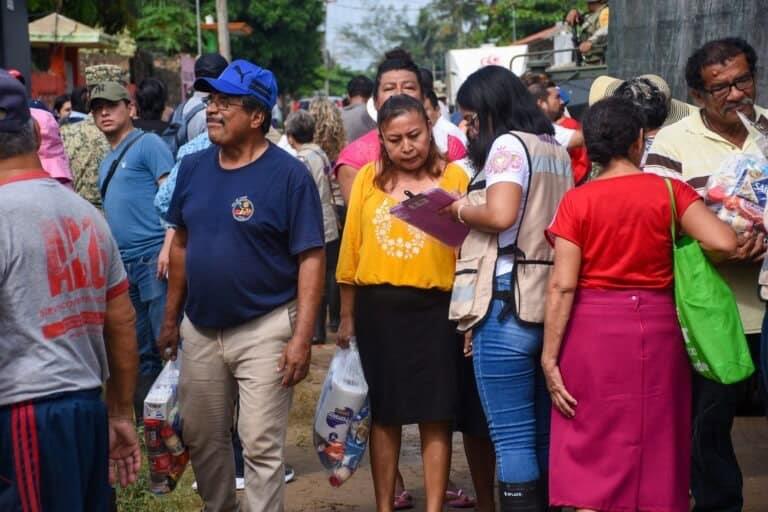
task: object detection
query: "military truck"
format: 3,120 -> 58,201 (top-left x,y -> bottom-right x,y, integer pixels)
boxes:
513,1 -> 768,118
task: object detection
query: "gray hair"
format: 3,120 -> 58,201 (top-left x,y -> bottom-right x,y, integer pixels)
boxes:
285,110 -> 315,144
0,119 -> 38,160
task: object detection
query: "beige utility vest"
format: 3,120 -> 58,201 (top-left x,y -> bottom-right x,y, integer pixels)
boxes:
449,131 -> 573,332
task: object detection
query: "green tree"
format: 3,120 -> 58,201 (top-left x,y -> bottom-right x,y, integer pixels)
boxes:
482,0 -> 588,44
228,0 -> 324,95
28,0 -> 138,33
339,0 -> 486,78
298,62 -> 359,97
135,0 -> 198,54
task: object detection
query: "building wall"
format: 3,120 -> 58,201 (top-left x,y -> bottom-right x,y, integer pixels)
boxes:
607,0 -> 768,103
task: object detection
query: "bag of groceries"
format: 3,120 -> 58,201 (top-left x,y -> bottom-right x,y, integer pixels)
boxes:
143,358 -> 190,494
313,340 -> 370,487
704,112 -> 768,233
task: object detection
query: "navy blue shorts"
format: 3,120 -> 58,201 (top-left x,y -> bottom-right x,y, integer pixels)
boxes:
0,388 -> 111,512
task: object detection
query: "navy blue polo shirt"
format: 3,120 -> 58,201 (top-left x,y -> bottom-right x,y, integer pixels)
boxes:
165,143 -> 324,329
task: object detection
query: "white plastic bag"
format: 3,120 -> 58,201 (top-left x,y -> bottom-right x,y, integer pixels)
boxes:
313,340 -> 370,486
143,359 -> 190,494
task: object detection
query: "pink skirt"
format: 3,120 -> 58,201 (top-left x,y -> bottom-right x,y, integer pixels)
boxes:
549,289 -> 692,512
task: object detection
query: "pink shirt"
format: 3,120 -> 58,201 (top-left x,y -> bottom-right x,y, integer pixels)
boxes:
334,128 -> 467,175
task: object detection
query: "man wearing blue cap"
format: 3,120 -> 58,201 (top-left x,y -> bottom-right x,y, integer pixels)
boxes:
158,60 -> 325,511
0,70 -> 141,509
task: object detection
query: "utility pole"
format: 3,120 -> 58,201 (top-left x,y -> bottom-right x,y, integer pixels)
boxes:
323,0 -> 335,96
216,0 -> 231,61
195,0 -> 202,56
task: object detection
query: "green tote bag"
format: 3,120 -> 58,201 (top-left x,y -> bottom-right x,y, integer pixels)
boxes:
665,179 -> 755,384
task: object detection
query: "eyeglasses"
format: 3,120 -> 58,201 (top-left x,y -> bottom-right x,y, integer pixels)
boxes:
202,95 -> 247,111
703,74 -> 754,100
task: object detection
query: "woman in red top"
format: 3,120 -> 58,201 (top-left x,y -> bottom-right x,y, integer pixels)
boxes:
543,97 -> 737,512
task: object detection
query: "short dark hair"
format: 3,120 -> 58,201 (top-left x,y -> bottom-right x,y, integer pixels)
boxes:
614,77 -> 669,131
685,37 -> 758,92
347,75 -> 374,99
0,119 -> 37,160
373,48 -> 423,102
53,94 -> 70,114
136,78 -> 167,121
527,80 -> 556,103
241,96 -> 272,135
520,71 -> 551,87
285,110 -> 315,144
419,67 -> 434,93
582,96 -> 644,167
457,65 -> 554,171
425,89 -> 439,110
70,86 -> 89,113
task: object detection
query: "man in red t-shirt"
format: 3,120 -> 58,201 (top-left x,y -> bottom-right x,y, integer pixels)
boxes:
528,80 -> 591,185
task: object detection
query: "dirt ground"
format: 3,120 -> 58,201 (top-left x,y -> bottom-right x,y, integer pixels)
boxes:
282,344 -> 768,512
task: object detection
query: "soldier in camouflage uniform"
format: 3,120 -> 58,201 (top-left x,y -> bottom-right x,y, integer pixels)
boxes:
60,65 -> 129,209
566,0 -> 610,65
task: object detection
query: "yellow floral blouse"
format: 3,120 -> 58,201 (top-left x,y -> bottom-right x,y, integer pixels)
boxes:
336,162 -> 469,291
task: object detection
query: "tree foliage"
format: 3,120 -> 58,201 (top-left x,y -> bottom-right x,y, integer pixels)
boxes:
135,0 -> 198,54
482,0 -> 588,44
28,0 -> 138,33
228,0 -> 324,95
340,0 -> 588,76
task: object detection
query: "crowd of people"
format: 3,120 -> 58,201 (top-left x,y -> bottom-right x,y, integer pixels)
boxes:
1,32 -> 767,512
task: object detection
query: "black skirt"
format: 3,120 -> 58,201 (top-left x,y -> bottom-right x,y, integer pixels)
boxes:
354,285 -> 459,425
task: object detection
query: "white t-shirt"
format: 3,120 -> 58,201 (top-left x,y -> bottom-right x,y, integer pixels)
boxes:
553,123 -> 575,148
434,116 -> 468,148
482,134 -> 530,276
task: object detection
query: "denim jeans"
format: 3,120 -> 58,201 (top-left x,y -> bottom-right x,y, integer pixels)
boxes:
472,272 -> 550,483
124,250 -> 166,377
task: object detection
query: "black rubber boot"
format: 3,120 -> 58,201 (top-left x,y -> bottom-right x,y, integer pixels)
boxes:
499,480 -> 544,512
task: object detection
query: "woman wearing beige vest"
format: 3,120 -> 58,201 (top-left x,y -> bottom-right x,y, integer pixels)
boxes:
446,66 -> 572,511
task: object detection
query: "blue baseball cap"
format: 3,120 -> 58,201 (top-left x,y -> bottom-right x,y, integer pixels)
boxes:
194,59 -> 278,110
0,69 -> 31,133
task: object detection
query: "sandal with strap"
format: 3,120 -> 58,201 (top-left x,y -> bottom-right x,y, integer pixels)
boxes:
393,490 -> 414,510
446,488 -> 477,509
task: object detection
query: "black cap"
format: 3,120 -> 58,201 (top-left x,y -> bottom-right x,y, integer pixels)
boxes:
195,53 -> 229,79
0,69 -> 31,133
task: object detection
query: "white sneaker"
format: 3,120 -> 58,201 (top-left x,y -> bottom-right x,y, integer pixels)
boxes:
284,465 -> 295,483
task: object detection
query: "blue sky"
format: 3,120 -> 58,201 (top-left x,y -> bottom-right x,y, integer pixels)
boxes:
325,0 -> 432,70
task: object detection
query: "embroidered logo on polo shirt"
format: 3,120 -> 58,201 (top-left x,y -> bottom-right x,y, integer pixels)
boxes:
231,196 -> 254,222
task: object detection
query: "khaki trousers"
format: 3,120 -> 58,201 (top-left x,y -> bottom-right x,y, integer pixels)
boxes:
179,302 -> 296,512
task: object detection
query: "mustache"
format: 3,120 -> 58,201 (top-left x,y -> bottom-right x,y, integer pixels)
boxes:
723,97 -> 754,112
206,116 -> 224,125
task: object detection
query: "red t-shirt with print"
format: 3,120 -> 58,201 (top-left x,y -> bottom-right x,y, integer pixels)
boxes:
546,173 -> 701,289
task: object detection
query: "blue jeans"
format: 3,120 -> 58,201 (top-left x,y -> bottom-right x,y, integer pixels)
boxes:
124,250 -> 166,377
472,272 -> 550,483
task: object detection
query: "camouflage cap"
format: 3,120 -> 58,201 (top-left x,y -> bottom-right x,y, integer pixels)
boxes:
85,64 -> 128,87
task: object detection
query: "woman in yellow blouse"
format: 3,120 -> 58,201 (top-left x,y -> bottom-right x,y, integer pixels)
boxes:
336,94 -> 468,512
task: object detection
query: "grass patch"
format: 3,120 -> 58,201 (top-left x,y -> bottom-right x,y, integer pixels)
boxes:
116,426 -> 201,512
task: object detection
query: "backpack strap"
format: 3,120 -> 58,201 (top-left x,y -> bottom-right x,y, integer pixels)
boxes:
101,132 -> 145,200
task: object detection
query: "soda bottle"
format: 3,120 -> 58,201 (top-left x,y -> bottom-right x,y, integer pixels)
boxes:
144,419 -> 164,454
160,423 -> 185,456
